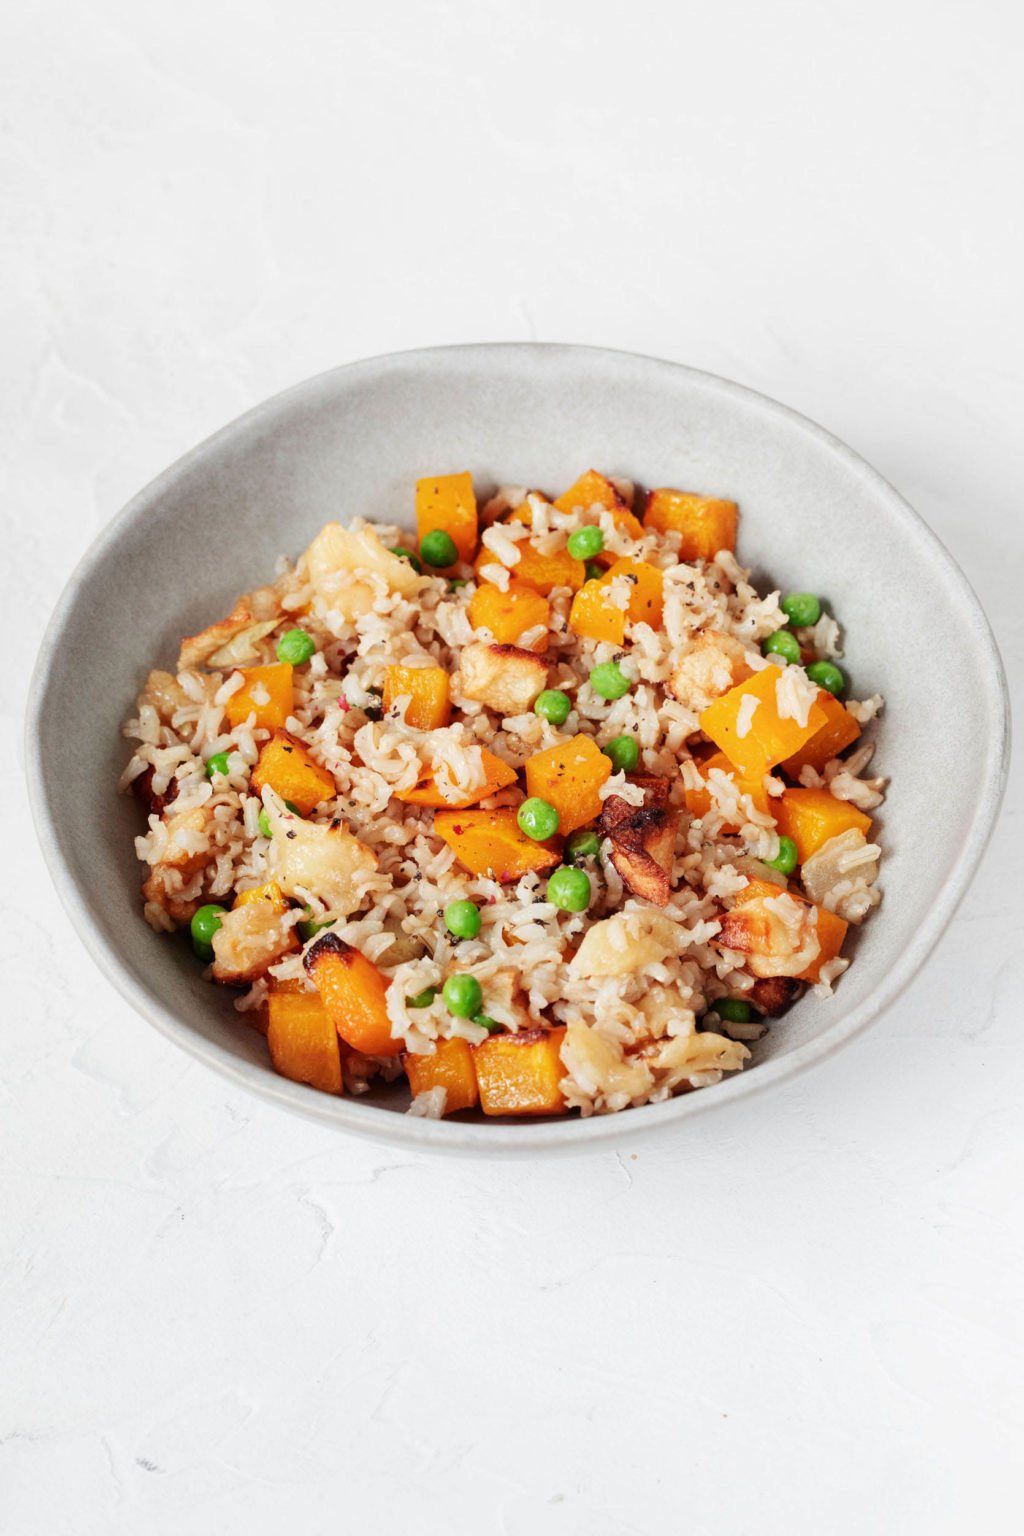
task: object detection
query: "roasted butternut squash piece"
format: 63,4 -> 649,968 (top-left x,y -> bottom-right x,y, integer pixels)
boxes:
683,752 -> 770,825
506,541 -> 586,596
251,730 -> 336,814
233,879 -> 288,912
643,488 -> 738,561
772,787 -> 872,864
382,665 -> 451,730
415,471 -> 478,563
434,807 -> 561,881
468,579 -> 550,650
699,668 -> 828,779
303,933 -> 399,1057
267,986 -> 343,1095
553,471 -> 644,536
225,662 -> 294,730
473,1027 -> 568,1116
568,579 -> 626,645
405,1036 -> 479,1113
524,733 -> 612,836
801,905 -> 850,983
781,691 -> 862,776
601,558 -> 664,627
394,748 -> 518,808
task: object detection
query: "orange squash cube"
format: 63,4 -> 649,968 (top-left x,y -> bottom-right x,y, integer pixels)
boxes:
524,733 -> 612,836
394,748 -> 518,808
643,488 -> 738,561
233,879 -> 288,913
267,987 -> 343,1095
508,542 -> 586,595
433,807 -> 561,881
225,662 -> 294,730
251,730 -> 336,814
468,579 -> 550,650
405,1036 -> 479,1113
802,905 -> 850,982
474,1027 -> 568,1116
303,933 -> 400,1057
415,471 -> 478,563
568,579 -> 626,645
781,691 -> 862,776
772,787 -> 872,865
700,668 -> 828,779
382,665 -> 451,731
600,558 -> 664,627
684,752 -> 770,825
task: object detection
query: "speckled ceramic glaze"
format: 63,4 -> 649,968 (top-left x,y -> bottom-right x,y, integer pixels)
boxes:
26,346 -> 1010,1150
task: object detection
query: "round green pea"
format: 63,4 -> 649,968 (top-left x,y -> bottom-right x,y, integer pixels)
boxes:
602,734 -> 639,773
782,592 -> 821,628
806,660 -> 845,697
762,630 -> 801,664
534,689 -> 572,726
406,986 -> 438,1010
584,560 -> 604,582
390,546 -> 423,574
190,903 -> 227,959
567,526 -> 605,561
444,899 -> 481,940
589,660 -> 631,700
517,796 -> 559,841
766,835 -> 799,875
547,866 -> 591,913
473,1014 -> 501,1033
258,808 -> 273,839
442,974 -> 483,1018
714,997 -> 754,1023
276,627 -> 316,665
566,829 -> 601,861
206,751 -> 232,779
420,529 -> 459,568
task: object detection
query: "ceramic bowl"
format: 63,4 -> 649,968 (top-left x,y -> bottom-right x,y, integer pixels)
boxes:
26,345 -> 1010,1150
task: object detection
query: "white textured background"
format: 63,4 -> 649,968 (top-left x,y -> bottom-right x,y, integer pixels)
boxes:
2,3 -> 1022,1532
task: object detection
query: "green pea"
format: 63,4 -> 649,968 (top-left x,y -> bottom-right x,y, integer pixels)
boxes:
547,866 -> 591,912
602,735 -> 639,773
206,751 -> 232,779
517,796 -> 559,841
442,974 -> 483,1018
566,829 -> 601,861
473,1014 -> 501,1033
406,987 -> 438,1009
766,835 -> 799,875
806,660 -> 845,697
762,630 -> 801,664
714,997 -> 754,1023
589,660 -> 631,700
420,530 -> 459,568
190,903 -> 227,960
390,546 -> 424,574
534,689 -> 572,726
276,627 -> 316,665
258,808 -> 273,839
782,592 -> 821,628
584,560 -> 604,582
444,899 -> 481,940
568,526 -> 605,561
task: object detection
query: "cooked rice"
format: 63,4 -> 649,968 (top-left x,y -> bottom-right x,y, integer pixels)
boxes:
120,473 -> 885,1120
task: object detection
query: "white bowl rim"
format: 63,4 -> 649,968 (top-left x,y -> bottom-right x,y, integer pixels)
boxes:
25,342 -> 1012,1154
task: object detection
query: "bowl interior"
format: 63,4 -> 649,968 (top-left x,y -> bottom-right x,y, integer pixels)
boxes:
28,345 -> 1008,1149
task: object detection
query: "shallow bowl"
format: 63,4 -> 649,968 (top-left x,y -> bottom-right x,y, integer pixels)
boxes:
27,345 -> 1010,1150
